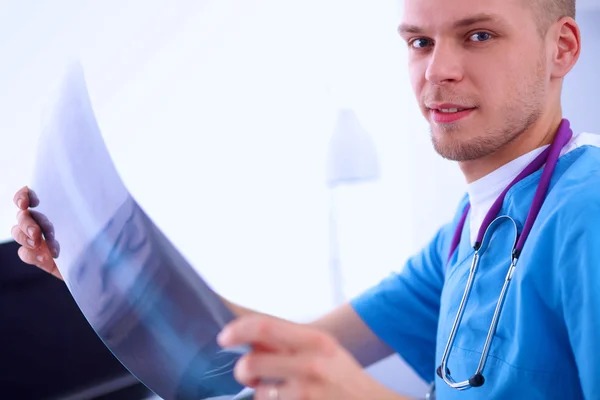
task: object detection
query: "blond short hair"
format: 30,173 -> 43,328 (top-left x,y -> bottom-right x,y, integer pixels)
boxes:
534,0 -> 576,33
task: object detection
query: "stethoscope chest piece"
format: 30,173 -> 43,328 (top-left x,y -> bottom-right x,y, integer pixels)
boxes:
426,119 -> 573,397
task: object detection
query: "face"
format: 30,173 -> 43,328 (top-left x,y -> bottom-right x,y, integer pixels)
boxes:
399,0 -> 550,161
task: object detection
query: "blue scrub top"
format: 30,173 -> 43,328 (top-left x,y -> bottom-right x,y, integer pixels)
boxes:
351,145 -> 600,399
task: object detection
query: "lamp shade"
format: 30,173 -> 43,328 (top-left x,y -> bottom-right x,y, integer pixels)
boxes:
326,108 -> 380,188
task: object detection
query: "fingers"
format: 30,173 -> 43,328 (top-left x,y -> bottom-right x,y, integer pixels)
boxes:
12,185 -> 63,280
254,380 -> 312,400
14,209 -> 60,258
218,315 -> 337,354
16,209 -> 43,243
17,245 -> 62,280
235,352 -> 323,388
30,210 -> 60,258
11,225 -> 38,249
29,210 -> 54,239
13,186 -> 40,210
29,189 -> 40,207
13,186 -> 29,209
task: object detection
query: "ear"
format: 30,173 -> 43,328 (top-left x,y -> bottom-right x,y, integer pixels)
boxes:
550,17 -> 581,79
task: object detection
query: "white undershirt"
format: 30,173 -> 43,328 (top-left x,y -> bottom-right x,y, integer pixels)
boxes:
467,132 -> 600,245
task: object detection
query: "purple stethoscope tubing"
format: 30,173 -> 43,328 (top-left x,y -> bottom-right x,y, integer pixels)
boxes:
431,119 -> 573,394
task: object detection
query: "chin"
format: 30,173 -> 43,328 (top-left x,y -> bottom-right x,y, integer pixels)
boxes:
430,131 -> 494,162
429,122 -> 471,143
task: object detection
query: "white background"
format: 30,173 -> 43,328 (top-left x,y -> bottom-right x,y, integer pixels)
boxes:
1,0 -> 459,319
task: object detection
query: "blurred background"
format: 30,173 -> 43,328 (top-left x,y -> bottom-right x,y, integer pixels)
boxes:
1,0 -> 598,398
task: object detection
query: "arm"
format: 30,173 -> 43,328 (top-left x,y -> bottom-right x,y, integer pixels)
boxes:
310,303 -> 395,367
221,296 -> 394,368
558,200 -> 600,398
13,185 -> 449,398
13,185 -> 395,370
219,214 -> 456,385
218,305 -> 413,400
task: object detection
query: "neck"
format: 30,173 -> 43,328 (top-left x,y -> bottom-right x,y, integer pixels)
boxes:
459,111 -> 564,184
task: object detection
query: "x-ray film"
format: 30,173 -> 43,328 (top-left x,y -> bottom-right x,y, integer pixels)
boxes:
29,63 -> 253,400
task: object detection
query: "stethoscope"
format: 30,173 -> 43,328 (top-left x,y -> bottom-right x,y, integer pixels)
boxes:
425,119 -> 573,399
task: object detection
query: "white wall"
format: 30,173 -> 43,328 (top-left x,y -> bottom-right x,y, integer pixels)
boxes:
0,0 -> 430,315
562,8 -> 600,134
0,1 -> 433,397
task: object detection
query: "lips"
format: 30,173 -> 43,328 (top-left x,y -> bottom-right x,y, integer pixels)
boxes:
428,106 -> 476,124
437,107 -> 468,113
424,102 -> 475,123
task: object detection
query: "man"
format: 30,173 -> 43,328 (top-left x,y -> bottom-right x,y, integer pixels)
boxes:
11,0 -> 599,398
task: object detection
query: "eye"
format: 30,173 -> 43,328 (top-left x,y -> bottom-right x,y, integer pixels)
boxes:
409,38 -> 433,49
469,32 -> 493,42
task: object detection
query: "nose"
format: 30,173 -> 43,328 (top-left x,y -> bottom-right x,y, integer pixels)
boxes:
425,42 -> 464,85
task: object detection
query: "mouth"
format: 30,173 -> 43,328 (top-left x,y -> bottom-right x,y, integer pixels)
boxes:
426,104 -> 477,124
434,107 -> 469,113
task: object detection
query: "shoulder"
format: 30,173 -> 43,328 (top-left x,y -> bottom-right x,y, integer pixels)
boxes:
551,142 -> 600,213
540,141 -> 600,248
507,141 -> 600,254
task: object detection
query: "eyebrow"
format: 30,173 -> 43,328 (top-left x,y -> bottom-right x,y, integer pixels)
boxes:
397,13 -> 506,35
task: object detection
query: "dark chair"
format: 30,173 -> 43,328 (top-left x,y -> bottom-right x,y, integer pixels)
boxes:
0,240 -> 155,399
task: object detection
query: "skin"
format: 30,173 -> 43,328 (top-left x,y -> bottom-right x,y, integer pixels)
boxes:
400,0 -> 580,183
10,0 -> 581,398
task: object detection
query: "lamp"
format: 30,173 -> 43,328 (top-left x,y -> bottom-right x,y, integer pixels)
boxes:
326,108 -> 380,306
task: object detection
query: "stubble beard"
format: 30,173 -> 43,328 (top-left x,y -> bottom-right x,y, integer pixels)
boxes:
429,55 -> 548,162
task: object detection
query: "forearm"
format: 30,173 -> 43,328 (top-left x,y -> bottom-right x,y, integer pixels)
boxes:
219,297 -> 414,399
220,295 -> 394,367
369,385 -> 415,400
310,304 -> 395,367
376,388 -> 414,400
353,369 -> 415,400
